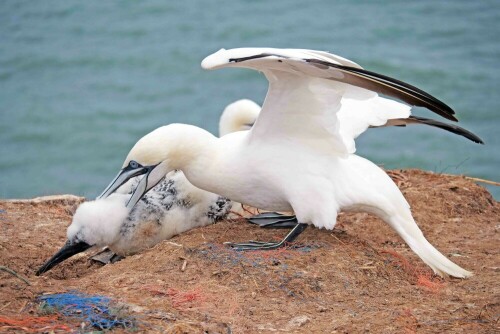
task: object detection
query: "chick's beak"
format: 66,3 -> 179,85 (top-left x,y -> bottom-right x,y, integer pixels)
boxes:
36,240 -> 91,276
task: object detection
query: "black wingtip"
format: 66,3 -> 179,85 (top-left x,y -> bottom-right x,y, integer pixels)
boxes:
305,58 -> 458,122
409,116 -> 484,144
339,65 -> 459,122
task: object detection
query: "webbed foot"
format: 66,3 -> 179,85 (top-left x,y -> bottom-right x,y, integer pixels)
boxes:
225,223 -> 308,251
246,212 -> 298,228
90,247 -> 124,264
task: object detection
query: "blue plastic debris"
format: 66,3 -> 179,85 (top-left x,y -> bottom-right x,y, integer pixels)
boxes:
38,291 -> 135,330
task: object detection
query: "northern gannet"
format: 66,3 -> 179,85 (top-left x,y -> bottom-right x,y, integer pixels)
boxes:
35,99 -> 261,275
51,48 -> 483,278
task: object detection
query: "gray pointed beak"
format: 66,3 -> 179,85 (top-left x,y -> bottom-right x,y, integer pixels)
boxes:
126,162 -> 166,210
36,240 -> 92,276
97,161 -> 154,199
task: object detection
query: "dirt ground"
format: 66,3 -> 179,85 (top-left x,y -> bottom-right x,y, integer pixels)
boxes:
0,169 -> 498,333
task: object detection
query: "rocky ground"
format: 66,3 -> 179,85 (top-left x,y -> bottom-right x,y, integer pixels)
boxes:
0,169 -> 498,333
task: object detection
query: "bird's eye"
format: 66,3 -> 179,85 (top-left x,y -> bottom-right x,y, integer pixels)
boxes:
129,161 -> 139,169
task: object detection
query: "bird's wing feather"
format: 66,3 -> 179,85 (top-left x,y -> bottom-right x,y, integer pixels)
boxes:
202,48 -> 457,154
338,90 -> 411,144
381,116 -> 484,144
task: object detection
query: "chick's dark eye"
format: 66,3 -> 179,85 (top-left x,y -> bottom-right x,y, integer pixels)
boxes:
129,161 -> 139,169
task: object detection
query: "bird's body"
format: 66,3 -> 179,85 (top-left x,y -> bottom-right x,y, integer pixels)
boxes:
125,118 -> 468,278
145,124 -> 406,227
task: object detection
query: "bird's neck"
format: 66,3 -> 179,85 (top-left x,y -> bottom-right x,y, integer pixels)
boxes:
162,124 -> 219,172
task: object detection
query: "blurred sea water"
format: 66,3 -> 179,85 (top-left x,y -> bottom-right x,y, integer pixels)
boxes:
0,1 -> 498,199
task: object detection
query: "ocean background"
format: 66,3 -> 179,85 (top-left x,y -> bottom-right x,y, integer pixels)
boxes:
0,1 -> 498,200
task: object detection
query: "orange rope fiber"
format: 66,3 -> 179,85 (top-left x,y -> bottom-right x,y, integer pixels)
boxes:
381,249 -> 446,293
0,315 -> 73,333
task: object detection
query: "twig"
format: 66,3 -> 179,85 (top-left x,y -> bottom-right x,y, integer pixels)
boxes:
181,259 -> 187,272
241,204 -> 255,215
18,300 -> 28,313
463,176 -> 500,187
166,241 -> 183,247
228,210 -> 245,218
0,266 -> 31,285
440,173 -> 500,186
0,302 -> 11,311
330,234 -> 346,246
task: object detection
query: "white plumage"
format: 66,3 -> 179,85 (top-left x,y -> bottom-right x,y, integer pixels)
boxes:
102,48 -> 479,278
68,194 -> 130,248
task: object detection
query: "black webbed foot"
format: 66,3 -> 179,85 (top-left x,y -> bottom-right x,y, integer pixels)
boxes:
246,212 -> 299,228
90,247 -> 124,264
225,223 -> 308,251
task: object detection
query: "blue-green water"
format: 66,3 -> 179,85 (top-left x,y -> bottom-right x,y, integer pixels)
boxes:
0,1 -> 499,199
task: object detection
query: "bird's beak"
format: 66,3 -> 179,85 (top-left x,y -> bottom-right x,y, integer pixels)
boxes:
126,163 -> 166,210
36,240 -> 91,276
97,162 -> 157,199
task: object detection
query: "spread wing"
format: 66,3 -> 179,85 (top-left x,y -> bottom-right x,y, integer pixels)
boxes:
202,48 -> 458,154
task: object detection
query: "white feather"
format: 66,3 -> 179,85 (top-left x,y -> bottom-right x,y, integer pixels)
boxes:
68,194 -> 129,247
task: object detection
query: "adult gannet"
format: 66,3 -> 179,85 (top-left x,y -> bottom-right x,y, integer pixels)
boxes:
63,48 -> 482,278
35,99 -> 261,275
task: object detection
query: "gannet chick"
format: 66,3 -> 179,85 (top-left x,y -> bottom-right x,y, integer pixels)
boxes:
35,99 -> 260,275
94,48 -> 482,278
78,173 -> 229,256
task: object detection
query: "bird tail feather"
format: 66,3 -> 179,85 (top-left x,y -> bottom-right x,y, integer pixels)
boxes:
387,212 -> 472,278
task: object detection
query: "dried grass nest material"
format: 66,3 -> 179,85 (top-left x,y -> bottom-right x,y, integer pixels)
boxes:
0,169 -> 498,333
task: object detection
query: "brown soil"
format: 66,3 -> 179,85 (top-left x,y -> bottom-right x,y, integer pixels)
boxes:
0,169 -> 498,333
